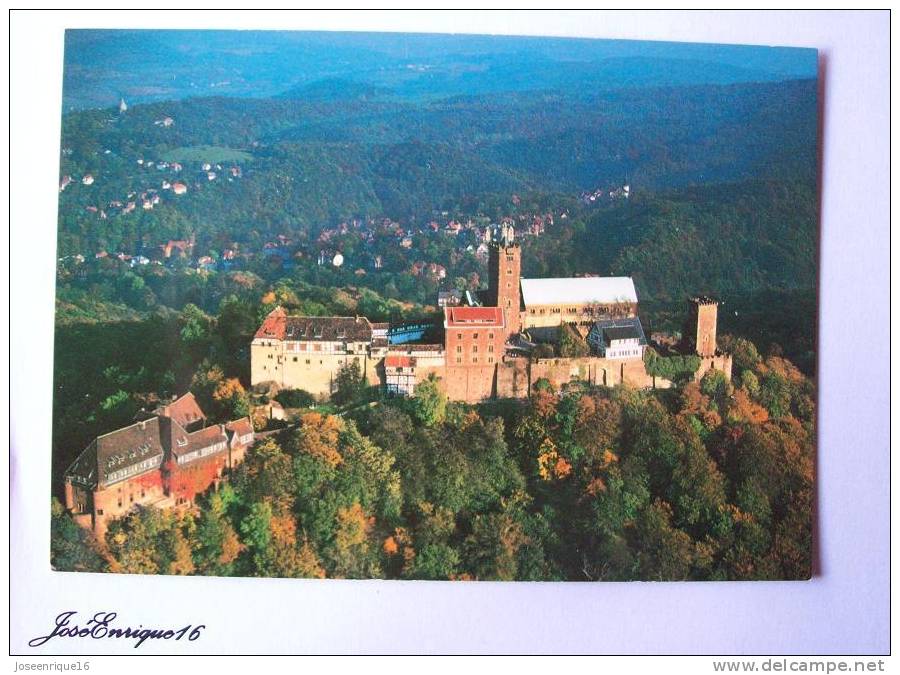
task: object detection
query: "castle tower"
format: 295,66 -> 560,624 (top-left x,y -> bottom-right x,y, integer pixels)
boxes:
683,296 -> 718,357
487,225 -> 522,336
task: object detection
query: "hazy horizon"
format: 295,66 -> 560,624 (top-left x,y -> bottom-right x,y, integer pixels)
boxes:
63,29 -> 818,111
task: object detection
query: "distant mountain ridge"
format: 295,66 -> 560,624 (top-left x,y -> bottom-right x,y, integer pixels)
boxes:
278,78 -> 395,101
62,29 -> 817,110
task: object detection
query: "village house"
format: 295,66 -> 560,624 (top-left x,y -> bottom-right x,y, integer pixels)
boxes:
162,235 -> 195,258
63,392 -> 254,537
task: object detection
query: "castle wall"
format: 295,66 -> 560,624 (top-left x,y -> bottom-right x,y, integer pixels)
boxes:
250,339 -> 282,387
88,477 -> 168,538
441,364 -> 498,403
694,353 -> 733,382
496,358 -> 531,399
494,355 -> 674,398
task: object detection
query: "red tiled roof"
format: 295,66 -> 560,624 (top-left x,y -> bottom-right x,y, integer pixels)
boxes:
186,424 -> 227,446
254,307 -> 287,339
385,355 -> 415,368
226,417 -> 254,445
444,306 -> 505,328
156,392 -> 206,428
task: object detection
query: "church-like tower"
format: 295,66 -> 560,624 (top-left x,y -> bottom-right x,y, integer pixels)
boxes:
487,224 -> 522,336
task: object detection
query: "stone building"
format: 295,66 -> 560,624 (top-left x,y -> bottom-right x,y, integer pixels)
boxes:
63,393 -> 254,537
442,305 -> 506,402
250,309 -> 380,397
485,229 -> 522,336
249,226 -> 731,405
682,296 -> 719,357
520,276 -> 638,329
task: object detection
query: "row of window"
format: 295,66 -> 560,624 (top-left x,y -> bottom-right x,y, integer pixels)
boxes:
105,456 -> 161,484
606,348 -> 642,358
454,356 -> 495,364
456,345 -> 494,353
176,440 -> 227,465
455,333 -> 495,340
528,306 -> 620,315
115,487 -> 148,509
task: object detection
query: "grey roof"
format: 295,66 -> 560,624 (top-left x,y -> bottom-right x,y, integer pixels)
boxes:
67,417 -> 165,489
284,316 -> 373,342
604,325 -> 641,342
587,316 -> 648,354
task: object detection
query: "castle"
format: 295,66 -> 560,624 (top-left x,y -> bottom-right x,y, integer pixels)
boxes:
63,392 -> 254,536
251,226 -> 731,403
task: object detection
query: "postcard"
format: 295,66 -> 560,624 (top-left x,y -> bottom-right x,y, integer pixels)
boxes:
50,27 -> 818,583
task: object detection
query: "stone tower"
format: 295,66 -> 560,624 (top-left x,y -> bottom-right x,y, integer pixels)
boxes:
683,296 -> 718,357
487,225 -> 522,336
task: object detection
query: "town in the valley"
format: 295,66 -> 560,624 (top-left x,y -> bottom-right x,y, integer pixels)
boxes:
64,222 -> 732,535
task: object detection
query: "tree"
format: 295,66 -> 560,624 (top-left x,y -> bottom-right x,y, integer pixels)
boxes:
178,303 -> 212,361
193,493 -> 243,575
275,388 -> 316,409
50,498 -> 106,572
105,507 -> 193,575
96,390 -> 139,430
288,412 -> 343,468
404,543 -> 460,580
627,499 -> 709,581
212,377 -> 250,419
557,323 -> 589,357
719,335 -> 761,374
330,502 -> 380,578
408,374 -> 446,427
332,361 -> 367,406
464,508 -> 528,581
233,438 -> 295,511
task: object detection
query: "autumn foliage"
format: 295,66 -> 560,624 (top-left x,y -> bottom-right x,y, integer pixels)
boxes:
56,335 -> 814,582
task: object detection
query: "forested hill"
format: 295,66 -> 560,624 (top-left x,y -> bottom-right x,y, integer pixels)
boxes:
57,78 -> 816,251
523,179 -> 819,299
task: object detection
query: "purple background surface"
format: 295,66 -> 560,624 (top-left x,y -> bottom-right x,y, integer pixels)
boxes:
9,10 -> 890,655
